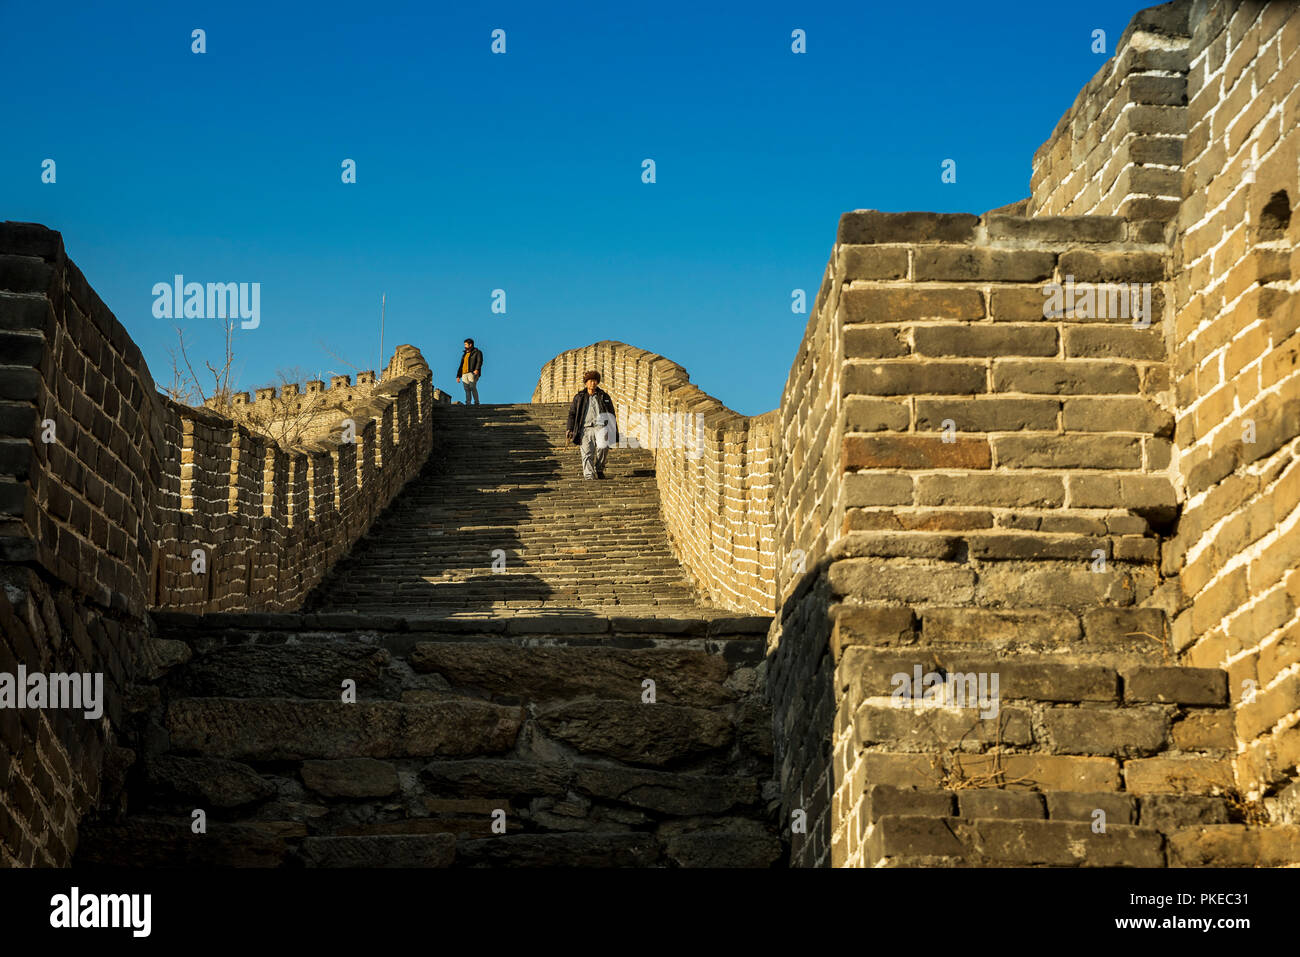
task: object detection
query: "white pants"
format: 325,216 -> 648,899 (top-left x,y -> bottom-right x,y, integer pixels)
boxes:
580,426 -> 607,478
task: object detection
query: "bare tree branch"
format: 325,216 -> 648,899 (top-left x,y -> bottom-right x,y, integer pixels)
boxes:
166,321 -> 366,449
319,339 -> 364,373
174,323 -> 211,405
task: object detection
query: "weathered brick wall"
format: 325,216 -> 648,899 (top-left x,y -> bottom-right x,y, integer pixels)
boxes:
836,643 -> 1246,867
0,221 -> 438,864
0,226 -> 159,617
0,570 -> 149,866
765,239 -> 848,866
1,223 -> 161,864
778,249 -> 847,610
766,207 -> 1188,866
767,0 -> 1300,867
154,343 -> 436,612
1166,1 -> 1300,816
779,210 -> 1178,609
533,341 -> 777,613
1028,0 -> 1192,222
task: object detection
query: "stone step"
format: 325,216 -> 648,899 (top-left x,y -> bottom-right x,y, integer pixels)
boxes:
316,580 -> 699,592
155,690 -> 761,768
309,393 -> 714,611
149,611 -> 772,637
74,816 -> 783,868
77,607 -> 784,868
152,636 -> 758,707
163,697 -> 525,761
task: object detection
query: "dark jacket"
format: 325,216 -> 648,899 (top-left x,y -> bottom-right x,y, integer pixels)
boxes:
456,347 -> 483,378
566,388 -> 618,446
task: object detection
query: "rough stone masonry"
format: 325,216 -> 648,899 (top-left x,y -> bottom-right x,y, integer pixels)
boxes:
0,0 -> 1297,867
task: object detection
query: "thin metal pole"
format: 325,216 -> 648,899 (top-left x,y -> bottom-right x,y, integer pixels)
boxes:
378,292 -> 386,381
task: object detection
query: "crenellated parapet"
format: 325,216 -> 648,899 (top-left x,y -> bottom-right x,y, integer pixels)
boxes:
1028,1 -> 1192,222
219,368 -> 380,409
154,341 -> 436,612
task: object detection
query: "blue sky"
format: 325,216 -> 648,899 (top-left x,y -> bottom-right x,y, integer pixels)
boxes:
2,0 -> 1150,416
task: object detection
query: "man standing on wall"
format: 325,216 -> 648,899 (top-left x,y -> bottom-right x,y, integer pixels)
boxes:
456,338 -> 483,405
565,370 -> 618,480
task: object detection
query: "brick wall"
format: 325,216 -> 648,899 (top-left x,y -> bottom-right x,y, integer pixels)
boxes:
1028,0 -> 1192,222
0,569 -> 148,866
778,245 -> 847,611
765,207 -> 1189,866
765,234 -> 848,867
770,208 -> 1178,619
1166,1 -> 1300,816
1,223 -> 161,864
533,342 -> 777,613
838,649 -> 1244,867
765,0 -> 1300,867
0,221 -> 438,864
154,342 -> 435,612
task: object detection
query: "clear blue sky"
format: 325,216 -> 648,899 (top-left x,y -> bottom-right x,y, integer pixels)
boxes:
2,0 -> 1150,416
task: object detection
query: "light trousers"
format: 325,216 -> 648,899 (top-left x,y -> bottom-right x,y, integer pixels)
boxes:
580,426 -> 607,478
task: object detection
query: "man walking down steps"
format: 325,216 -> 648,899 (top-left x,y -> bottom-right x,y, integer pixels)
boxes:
565,370 -> 619,480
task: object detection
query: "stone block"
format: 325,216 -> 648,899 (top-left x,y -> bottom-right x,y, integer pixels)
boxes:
1123,666 -> 1228,705
1139,794 -> 1229,830
165,698 -> 523,760
844,361 -> 987,396
837,211 -> 980,245
301,758 -> 400,798
844,396 -> 910,431
1040,707 -> 1169,757
1044,791 -> 1136,824
957,789 -> 1045,819
1167,825 -> 1300,867
838,245 -> 909,280
300,834 -> 455,868
862,784 -> 954,822
535,700 -> 732,767
828,560 -> 976,603
1123,756 -> 1234,794
841,287 -> 984,324
992,359 -> 1141,394
915,397 -> 1059,432
844,435 -> 991,470
915,473 -> 1065,507
913,248 -> 1056,283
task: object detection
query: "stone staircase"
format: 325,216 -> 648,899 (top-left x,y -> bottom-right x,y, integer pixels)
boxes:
74,403 -> 785,867
306,403 -> 709,616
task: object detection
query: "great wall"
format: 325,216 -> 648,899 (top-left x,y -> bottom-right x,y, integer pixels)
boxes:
1,0 -> 1298,867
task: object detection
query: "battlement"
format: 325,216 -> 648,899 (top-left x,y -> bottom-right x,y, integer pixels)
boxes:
1028,0 -> 1193,222
219,368 -> 380,408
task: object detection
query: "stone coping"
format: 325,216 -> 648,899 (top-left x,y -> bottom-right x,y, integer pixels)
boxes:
150,610 -> 773,636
